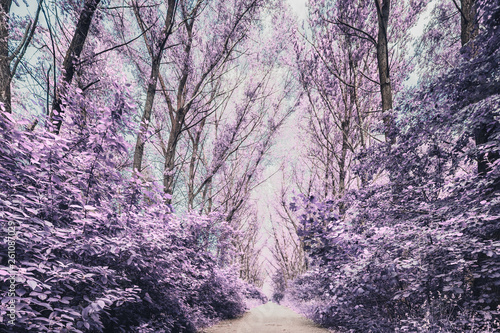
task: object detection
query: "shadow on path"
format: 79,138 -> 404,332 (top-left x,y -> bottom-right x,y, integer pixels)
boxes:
200,302 -> 333,333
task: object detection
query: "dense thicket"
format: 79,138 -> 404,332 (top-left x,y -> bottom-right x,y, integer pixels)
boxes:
0,0 -> 280,331
278,0 -> 500,332
0,88 -> 266,332
2,0 -> 499,331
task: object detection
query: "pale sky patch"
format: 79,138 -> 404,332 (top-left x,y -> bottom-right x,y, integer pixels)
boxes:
286,0 -> 308,21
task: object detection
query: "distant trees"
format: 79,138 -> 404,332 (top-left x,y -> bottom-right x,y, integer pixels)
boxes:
269,183 -> 308,284
298,7 -> 376,202
413,1 -> 461,84
0,0 -> 41,114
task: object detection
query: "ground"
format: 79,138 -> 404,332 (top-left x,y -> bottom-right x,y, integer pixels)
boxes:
200,302 -> 333,333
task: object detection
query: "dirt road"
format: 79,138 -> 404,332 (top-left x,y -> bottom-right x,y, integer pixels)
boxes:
200,302 -> 332,333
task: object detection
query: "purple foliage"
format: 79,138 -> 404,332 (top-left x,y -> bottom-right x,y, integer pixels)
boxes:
0,85 -> 257,332
284,1 -> 500,332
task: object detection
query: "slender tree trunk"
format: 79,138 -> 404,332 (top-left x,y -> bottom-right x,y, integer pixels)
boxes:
375,0 -> 393,143
474,120 -> 498,176
133,57 -> 161,173
187,118 -> 205,209
162,9 -> 194,200
201,177 -> 213,214
0,0 -> 11,113
49,0 -> 101,134
353,70 -> 365,149
349,53 -> 369,187
163,111 -> 185,199
459,0 -> 495,176
325,141 -> 331,199
339,118 -> 349,214
132,0 -> 176,172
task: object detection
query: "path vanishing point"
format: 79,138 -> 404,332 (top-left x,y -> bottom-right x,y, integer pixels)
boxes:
201,302 -> 332,333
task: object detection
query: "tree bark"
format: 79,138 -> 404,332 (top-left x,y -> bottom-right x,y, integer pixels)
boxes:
375,0 -> 394,143
460,0 -> 478,46
0,0 -> 11,113
49,0 -> 101,134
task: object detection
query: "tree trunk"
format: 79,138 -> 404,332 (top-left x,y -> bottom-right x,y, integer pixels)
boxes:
459,0 -> 495,176
460,0 -> 478,46
349,53 -> 369,187
339,118 -> 349,214
0,0 -> 11,113
132,57 -> 161,173
49,0 -> 101,134
325,142 -> 331,199
163,111 -> 185,200
132,0 -> 176,173
474,120 -> 498,176
201,177 -> 212,214
187,119 -> 205,209
375,0 -> 393,143
162,7 -> 194,200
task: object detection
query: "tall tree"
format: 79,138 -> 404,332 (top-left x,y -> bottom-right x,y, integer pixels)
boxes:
154,0 -> 263,200
0,0 -> 12,113
0,0 -> 40,114
132,0 -> 177,173
457,0 -> 497,176
374,0 -> 393,142
49,0 -> 101,134
332,0 -> 428,142
450,0 -> 498,176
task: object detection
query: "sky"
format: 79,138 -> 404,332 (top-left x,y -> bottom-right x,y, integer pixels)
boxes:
286,0 -> 308,20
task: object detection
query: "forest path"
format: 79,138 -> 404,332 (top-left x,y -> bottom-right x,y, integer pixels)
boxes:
200,302 -> 332,333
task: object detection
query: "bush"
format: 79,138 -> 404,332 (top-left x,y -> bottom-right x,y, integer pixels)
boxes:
0,92 -> 248,332
284,2 -> 500,331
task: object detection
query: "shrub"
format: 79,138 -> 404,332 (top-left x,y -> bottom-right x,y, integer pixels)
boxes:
0,90 -> 249,332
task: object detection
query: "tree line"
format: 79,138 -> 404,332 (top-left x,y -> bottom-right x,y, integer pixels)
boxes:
0,0 -> 297,331
271,0 -> 499,332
